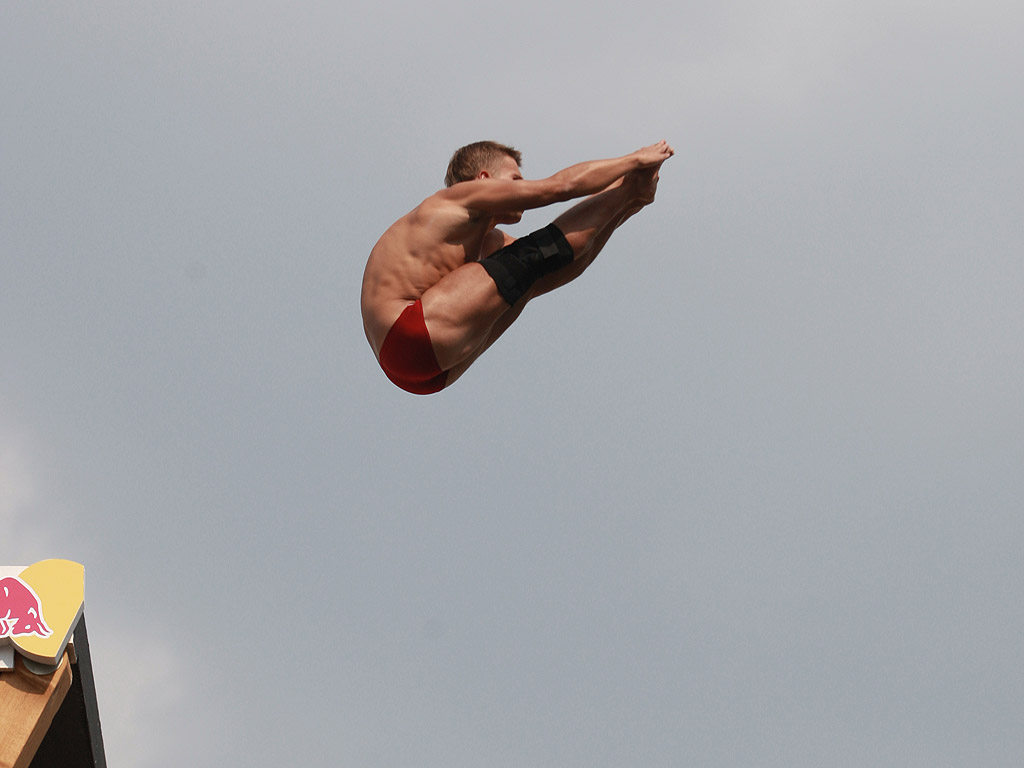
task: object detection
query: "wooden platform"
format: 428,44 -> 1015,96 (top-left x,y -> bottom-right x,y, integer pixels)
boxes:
0,653 -> 71,768
0,618 -> 106,768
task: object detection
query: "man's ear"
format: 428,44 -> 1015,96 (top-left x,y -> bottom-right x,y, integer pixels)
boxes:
476,169 -> 492,180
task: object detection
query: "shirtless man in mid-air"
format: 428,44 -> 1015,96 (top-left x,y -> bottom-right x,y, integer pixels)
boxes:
361,139 -> 675,394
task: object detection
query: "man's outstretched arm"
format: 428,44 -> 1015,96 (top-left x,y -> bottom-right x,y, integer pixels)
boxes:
441,140 -> 674,214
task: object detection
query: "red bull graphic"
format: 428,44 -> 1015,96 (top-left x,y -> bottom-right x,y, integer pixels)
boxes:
1,560 -> 83,666
0,576 -> 52,639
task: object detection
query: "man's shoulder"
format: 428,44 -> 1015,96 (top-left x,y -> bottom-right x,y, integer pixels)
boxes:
409,187 -> 487,230
380,192 -> 455,237
419,185 -> 473,212
415,188 -> 451,212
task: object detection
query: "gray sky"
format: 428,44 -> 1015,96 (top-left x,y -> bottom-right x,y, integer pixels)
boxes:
3,0 -> 1023,765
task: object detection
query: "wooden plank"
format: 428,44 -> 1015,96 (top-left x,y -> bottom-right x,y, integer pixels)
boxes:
0,653 -> 72,768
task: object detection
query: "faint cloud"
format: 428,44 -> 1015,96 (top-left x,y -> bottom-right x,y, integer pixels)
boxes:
0,414 -> 53,559
0,411 -> 207,767
0,435 -> 32,529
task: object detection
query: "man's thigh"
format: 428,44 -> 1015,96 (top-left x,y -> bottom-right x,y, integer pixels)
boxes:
442,295 -> 531,386
419,262 -> 510,371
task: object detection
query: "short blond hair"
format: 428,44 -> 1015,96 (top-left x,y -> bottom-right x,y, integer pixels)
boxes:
444,141 -> 522,187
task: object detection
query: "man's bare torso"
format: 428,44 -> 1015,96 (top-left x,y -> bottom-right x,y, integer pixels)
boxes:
360,193 -> 510,356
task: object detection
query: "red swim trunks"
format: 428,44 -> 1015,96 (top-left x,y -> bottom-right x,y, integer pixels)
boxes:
378,300 -> 448,395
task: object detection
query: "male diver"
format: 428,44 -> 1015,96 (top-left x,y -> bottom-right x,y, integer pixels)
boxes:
360,140 -> 674,394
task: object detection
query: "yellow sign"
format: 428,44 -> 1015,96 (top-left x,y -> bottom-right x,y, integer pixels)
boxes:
1,560 -> 84,666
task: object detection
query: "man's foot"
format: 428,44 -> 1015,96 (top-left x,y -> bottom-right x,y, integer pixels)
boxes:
625,163 -> 662,206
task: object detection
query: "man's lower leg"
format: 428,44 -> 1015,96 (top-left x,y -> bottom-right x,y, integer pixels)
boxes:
528,169 -> 657,297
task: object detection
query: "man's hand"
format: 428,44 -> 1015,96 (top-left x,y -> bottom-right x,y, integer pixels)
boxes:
632,140 -> 675,167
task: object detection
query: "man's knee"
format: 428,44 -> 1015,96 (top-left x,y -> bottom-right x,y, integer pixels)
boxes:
479,224 -> 574,305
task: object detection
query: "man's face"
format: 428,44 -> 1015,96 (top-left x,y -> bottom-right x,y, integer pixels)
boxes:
485,155 -> 524,223
491,155 -> 523,182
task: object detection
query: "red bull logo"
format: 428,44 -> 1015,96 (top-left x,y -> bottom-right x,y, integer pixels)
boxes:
0,576 -> 52,639
1,560 -> 83,666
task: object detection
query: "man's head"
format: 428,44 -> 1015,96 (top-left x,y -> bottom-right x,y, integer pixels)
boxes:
444,141 -> 522,187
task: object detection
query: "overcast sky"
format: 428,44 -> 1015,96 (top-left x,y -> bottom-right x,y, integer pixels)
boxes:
3,1 -> 1023,765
